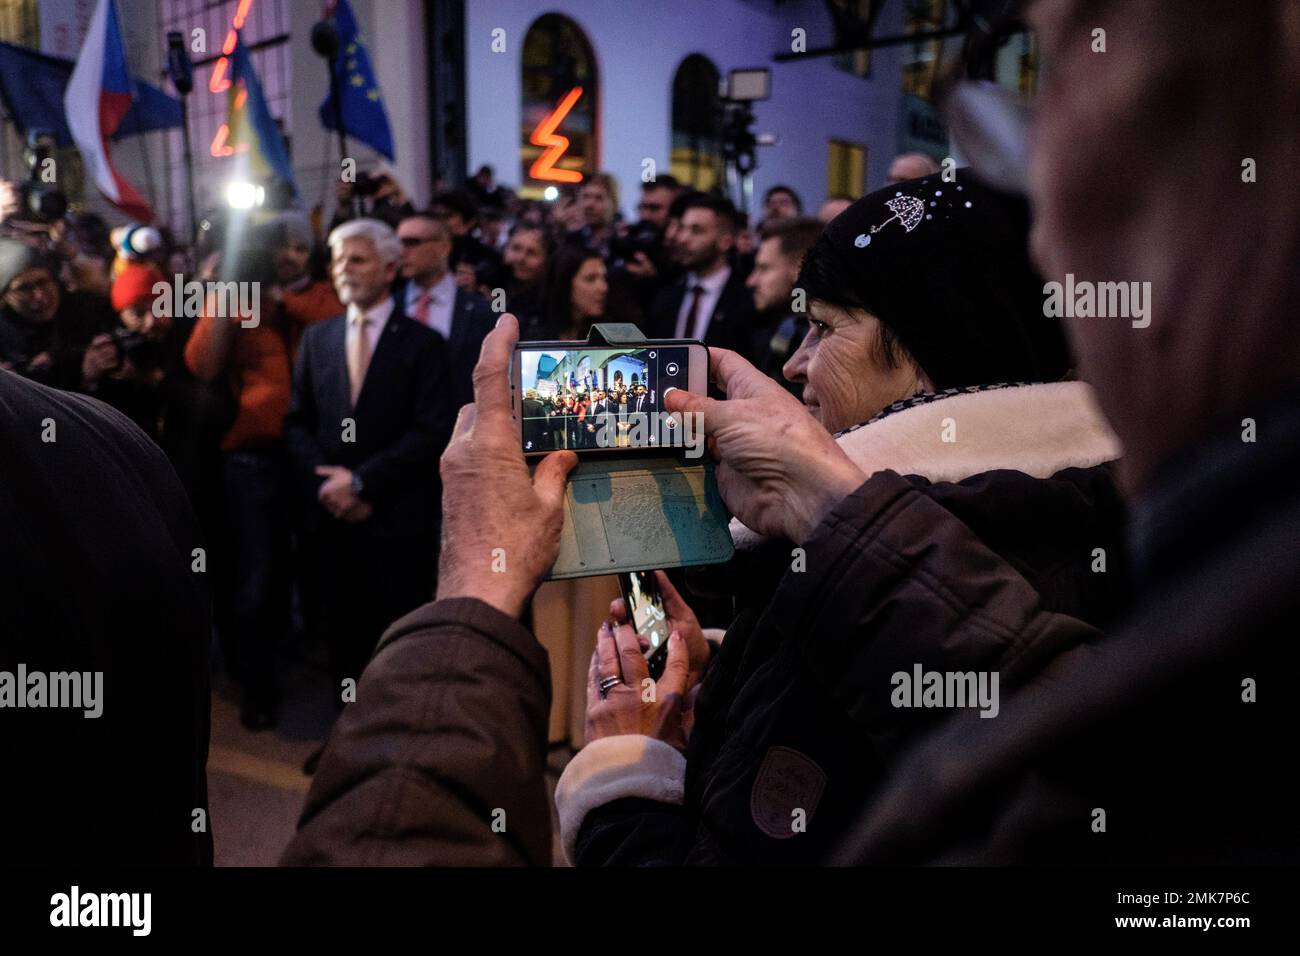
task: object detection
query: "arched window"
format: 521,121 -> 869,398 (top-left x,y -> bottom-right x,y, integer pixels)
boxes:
670,54 -> 723,190
520,13 -> 598,197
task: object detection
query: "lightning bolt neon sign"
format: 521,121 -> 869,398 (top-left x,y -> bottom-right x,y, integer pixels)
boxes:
209,0 -> 256,157
528,86 -> 584,183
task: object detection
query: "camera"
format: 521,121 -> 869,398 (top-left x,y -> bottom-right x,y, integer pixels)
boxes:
111,328 -> 163,370
18,130 -> 69,224
609,220 -> 662,268
352,171 -> 387,197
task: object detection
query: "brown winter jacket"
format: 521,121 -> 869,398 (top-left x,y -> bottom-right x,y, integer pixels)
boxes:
280,598 -> 553,866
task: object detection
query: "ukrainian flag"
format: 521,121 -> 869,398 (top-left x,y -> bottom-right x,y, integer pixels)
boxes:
225,31 -> 297,200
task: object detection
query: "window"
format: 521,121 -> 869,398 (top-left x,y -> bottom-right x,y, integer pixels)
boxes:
827,140 -> 866,199
670,54 -> 723,190
520,13 -> 598,198
829,0 -> 874,78
901,0 -> 946,100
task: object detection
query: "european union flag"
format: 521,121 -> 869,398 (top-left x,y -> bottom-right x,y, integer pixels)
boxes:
319,0 -> 395,160
0,41 -> 180,147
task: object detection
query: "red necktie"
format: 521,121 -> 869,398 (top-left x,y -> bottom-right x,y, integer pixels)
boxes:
414,289 -> 433,326
685,285 -> 705,340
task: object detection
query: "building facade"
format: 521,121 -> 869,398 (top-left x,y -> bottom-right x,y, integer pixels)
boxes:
2,0 -> 1034,232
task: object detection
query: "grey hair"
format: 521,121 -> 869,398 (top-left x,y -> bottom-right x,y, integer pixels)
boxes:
328,218 -> 401,265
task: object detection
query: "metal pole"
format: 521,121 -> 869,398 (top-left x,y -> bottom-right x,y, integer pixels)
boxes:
178,93 -> 198,238
328,55 -> 354,218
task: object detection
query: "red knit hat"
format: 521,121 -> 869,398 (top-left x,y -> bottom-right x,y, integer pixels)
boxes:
111,263 -> 166,312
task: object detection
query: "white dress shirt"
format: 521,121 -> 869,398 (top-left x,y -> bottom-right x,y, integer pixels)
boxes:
345,296 -> 395,359
405,270 -> 457,341
674,264 -> 731,340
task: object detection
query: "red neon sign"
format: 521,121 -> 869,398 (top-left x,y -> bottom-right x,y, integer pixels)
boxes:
209,0 -> 255,157
529,86 -> 584,183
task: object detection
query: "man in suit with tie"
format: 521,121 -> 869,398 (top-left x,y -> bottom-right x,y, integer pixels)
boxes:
286,218 -> 455,698
585,387 -> 613,447
395,211 -> 495,410
650,193 -> 758,360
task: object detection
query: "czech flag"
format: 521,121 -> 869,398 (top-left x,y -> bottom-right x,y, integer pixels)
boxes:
64,0 -> 152,222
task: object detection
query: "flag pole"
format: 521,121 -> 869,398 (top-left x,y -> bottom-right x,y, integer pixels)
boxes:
166,32 -> 198,236
311,17 -> 355,218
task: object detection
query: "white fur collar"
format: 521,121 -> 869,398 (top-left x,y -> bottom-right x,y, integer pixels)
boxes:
730,381 -> 1122,549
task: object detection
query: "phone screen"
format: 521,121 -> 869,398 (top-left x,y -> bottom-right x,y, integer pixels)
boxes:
620,570 -> 671,663
515,345 -> 696,454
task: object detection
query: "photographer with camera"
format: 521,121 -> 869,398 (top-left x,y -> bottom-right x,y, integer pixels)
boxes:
76,262 -> 193,446
606,175 -> 683,321
331,161 -> 416,232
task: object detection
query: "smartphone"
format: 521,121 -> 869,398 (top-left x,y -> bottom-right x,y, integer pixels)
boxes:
619,570 -> 671,680
511,340 -> 708,455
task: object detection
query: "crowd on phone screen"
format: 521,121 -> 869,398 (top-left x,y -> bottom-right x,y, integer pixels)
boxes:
522,379 -> 657,451
3,0 -> 1297,869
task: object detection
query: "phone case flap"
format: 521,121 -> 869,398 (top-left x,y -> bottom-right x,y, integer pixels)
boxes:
544,455 -> 734,580
586,323 -> 647,346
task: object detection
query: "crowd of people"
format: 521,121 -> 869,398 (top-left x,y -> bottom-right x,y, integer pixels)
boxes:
522,378 -> 654,452
1,0 -> 1295,871
1,158 -> 824,740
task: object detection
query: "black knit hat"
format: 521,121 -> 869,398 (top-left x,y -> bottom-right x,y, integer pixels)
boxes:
797,169 -> 1071,389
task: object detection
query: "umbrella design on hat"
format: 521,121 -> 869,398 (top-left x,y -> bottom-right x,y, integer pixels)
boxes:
855,194 -> 927,248
872,195 -> 926,234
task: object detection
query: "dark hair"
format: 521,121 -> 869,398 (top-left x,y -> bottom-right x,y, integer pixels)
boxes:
544,243 -> 604,337
800,244 -> 911,372
760,216 -> 824,262
643,174 -> 682,192
431,189 -> 479,224
763,184 -> 803,212
679,192 -> 737,234
667,189 -> 700,221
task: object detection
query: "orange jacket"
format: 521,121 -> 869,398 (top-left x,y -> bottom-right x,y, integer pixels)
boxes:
183,279 -> 341,451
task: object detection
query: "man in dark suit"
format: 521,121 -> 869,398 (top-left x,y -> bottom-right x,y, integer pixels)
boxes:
520,388 -> 547,452
286,218 -> 455,696
395,211 -> 495,410
649,193 -> 758,361
585,387 -> 614,447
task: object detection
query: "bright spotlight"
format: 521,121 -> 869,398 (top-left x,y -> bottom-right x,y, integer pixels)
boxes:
225,181 -> 265,209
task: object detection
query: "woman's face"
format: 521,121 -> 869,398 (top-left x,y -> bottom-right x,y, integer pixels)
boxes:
504,230 -> 546,285
571,257 -> 608,320
783,300 -> 928,433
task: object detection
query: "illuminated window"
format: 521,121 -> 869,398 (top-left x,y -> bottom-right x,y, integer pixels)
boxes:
520,14 -> 598,198
827,140 -> 866,199
901,0 -> 946,100
670,54 -> 723,190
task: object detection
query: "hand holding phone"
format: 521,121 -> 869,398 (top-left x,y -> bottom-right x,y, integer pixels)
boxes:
615,570 -> 711,685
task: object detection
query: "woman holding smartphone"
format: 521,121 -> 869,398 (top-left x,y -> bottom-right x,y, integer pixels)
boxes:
557,171 -> 1127,866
